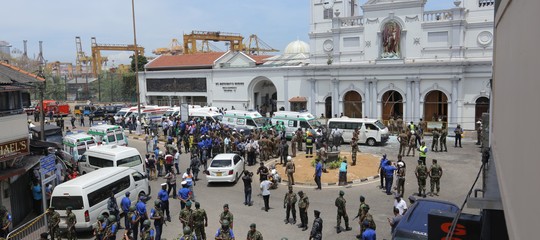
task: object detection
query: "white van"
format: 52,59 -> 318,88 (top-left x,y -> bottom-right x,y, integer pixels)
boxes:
271,111 -> 322,139
189,108 -> 223,122
327,117 -> 390,146
63,132 -> 98,161
50,167 -> 150,231
78,145 -> 145,175
87,124 -> 128,146
222,110 -> 266,130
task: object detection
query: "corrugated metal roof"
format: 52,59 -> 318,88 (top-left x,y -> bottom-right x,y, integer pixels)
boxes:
0,62 -> 45,84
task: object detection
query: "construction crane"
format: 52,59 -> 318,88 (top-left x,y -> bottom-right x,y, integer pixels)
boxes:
90,37 -> 144,77
75,36 -> 92,76
245,34 -> 279,55
152,38 -> 183,55
200,40 -> 224,53
183,31 -> 244,54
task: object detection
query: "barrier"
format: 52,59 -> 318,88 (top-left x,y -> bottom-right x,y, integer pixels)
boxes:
6,213 -> 47,240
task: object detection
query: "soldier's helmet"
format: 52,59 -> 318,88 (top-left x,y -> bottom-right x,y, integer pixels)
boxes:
183,226 -> 192,234
129,206 -> 136,212
97,215 -> 104,221
108,215 -> 116,222
222,220 -> 230,227
339,190 -> 345,196
287,156 -> 292,161
143,220 -> 151,227
154,200 -> 161,206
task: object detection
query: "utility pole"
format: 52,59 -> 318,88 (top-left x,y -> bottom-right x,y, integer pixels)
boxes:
38,66 -> 45,141
98,73 -> 101,102
132,0 -> 141,117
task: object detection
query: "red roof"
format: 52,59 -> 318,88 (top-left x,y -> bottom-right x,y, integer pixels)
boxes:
146,52 -> 271,70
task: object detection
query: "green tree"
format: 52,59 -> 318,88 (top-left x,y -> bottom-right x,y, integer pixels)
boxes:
130,54 -> 148,72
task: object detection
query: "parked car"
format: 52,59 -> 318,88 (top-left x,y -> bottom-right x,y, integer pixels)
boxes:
205,153 -> 245,183
392,198 -> 459,240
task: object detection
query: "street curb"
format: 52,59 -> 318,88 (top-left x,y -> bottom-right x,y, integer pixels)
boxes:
264,159 -> 379,188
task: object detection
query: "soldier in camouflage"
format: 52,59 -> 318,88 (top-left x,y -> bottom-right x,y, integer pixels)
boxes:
415,159 -> 428,197
431,128 -> 440,152
46,207 -> 61,240
179,201 -> 195,230
358,204 -> 376,237
193,202 -> 208,240
283,186 -> 297,224
219,204 -> 234,229
179,226 -> 196,240
214,220 -> 234,240
429,159 -> 443,196
66,206 -> 77,240
246,223 -> 263,240
350,137 -> 359,166
335,190 -> 352,233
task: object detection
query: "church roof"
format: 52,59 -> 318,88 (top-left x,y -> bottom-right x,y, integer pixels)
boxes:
0,62 -> 44,84
146,52 -> 269,70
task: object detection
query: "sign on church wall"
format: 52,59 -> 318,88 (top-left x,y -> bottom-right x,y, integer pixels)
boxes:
146,78 -> 207,92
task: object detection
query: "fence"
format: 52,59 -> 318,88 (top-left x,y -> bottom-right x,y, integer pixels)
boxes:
6,213 -> 47,240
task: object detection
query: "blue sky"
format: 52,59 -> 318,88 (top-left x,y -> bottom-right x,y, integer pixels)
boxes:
2,0 -> 456,65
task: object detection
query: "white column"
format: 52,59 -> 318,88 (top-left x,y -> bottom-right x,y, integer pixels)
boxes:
310,79 -> 316,115
364,79 -> 370,118
284,77 -> 289,111
415,79 -> 421,121
372,80 -> 378,119
332,78 -> 339,117
405,79 -> 412,122
451,78 -> 459,128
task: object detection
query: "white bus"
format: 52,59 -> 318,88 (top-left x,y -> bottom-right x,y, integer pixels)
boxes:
50,167 -> 150,231
189,108 -> 223,122
271,111 -> 322,139
327,117 -> 390,146
222,110 -> 266,130
78,145 -> 145,175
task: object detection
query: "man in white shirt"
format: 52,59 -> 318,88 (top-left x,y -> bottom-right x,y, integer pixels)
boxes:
174,149 -> 180,174
393,194 -> 408,215
260,179 -> 272,212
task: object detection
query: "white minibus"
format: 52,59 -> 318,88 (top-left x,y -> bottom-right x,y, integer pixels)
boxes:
87,124 -> 128,146
222,110 -> 266,130
50,167 -> 150,231
327,117 -> 389,146
63,132 -> 97,161
78,145 -> 145,175
271,111 -> 322,139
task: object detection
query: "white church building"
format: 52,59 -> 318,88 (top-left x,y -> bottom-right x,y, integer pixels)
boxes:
139,0 -> 494,130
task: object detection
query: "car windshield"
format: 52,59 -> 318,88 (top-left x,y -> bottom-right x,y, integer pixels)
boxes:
254,117 -> 266,126
374,120 -> 386,130
210,159 -> 232,168
308,119 -> 322,127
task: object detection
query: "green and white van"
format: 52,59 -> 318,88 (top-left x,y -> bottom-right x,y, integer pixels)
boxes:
271,111 -> 322,139
222,110 -> 266,130
63,132 -> 98,161
87,124 -> 128,146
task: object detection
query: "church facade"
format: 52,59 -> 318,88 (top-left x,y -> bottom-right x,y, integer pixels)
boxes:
139,0 -> 494,130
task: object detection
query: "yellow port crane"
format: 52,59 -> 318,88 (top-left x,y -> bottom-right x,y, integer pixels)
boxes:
75,36 -> 92,76
183,31 -> 244,54
152,38 -> 183,55
46,61 -> 74,79
91,37 -> 144,77
245,34 -> 279,55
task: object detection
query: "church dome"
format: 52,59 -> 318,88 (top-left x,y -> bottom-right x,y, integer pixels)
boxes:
284,40 -> 310,55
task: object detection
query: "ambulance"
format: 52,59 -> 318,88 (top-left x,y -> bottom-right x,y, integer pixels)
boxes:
87,124 -> 128,146
270,111 -> 322,139
63,132 -> 98,161
222,110 -> 266,130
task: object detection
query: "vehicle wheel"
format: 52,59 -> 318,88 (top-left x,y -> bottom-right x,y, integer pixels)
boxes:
367,138 -> 376,146
234,173 -> 239,183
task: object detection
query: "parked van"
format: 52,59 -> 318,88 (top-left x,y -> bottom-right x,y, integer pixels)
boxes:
78,145 -> 144,174
63,132 -> 97,161
327,117 -> 389,146
87,124 -> 128,146
190,108 -> 223,122
271,111 -> 322,139
222,110 -> 266,130
50,167 -> 150,231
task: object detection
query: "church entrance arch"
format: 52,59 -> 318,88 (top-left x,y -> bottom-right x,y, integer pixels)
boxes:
475,97 -> 490,121
424,90 -> 448,122
251,79 -> 277,116
343,91 -> 362,118
381,90 -> 403,120
325,97 -> 332,118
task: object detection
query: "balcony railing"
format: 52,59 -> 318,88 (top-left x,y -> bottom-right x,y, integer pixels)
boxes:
339,16 -> 364,27
423,10 -> 453,22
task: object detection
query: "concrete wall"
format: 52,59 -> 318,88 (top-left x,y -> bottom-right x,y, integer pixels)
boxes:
491,0 -> 540,239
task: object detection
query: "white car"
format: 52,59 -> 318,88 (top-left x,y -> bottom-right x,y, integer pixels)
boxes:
206,153 -> 245,183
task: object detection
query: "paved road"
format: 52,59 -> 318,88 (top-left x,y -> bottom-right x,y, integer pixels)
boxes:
62,122 -> 481,239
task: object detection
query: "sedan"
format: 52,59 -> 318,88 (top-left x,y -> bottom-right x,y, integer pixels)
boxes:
205,153 -> 245,183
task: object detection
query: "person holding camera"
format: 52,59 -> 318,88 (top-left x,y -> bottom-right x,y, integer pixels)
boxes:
242,170 -> 253,206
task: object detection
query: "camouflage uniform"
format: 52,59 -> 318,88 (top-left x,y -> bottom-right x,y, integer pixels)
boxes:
246,229 -> 263,240
220,211 -> 234,229
429,163 -> 443,195
291,135 -> 297,157
47,209 -> 61,240
398,131 -> 408,156
179,206 -> 195,230
396,117 -> 403,134
407,134 -> 416,157
295,129 -> 303,151
350,138 -> 359,166
66,210 -> 77,240
283,188 -> 297,223
359,206 -> 376,234
431,128 -> 440,152
335,193 -> 351,232
415,162 -> 428,196
440,127 -> 448,152
193,206 -> 207,240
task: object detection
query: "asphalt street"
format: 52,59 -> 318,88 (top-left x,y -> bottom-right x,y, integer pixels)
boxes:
53,120 -> 482,240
